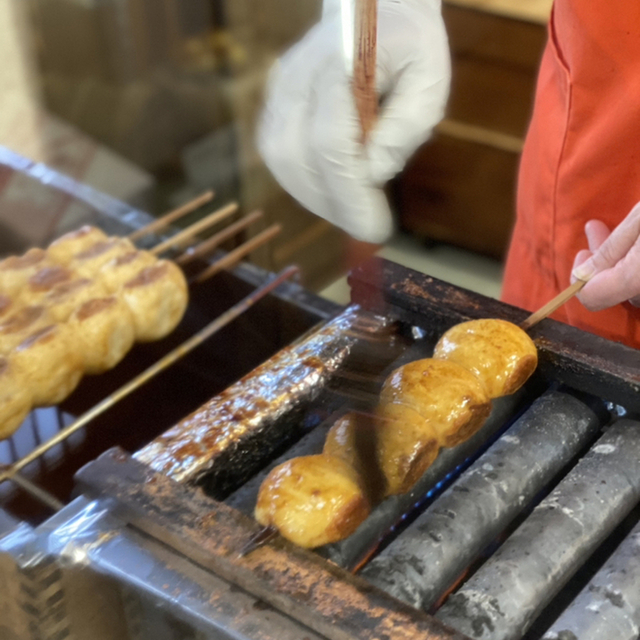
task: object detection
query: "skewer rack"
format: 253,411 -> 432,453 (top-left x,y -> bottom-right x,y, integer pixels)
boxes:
0,186 -> 297,517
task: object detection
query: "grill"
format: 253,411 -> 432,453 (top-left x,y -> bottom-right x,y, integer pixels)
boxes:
3,156 -> 640,640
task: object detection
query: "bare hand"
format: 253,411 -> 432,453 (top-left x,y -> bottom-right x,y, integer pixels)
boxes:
572,203 -> 640,310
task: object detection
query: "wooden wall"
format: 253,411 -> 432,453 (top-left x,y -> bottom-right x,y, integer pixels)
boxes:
393,0 -> 552,260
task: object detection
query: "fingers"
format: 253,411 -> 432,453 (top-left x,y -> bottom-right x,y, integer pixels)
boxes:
257,2 -> 450,244
584,220 -> 610,253
573,204 -> 640,280
577,243 -> 640,311
571,207 -> 640,311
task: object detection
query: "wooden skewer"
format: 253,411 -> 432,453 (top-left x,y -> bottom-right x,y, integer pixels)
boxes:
128,190 -> 214,242
353,0 -> 378,142
176,210 -> 264,267
10,472 -> 64,511
347,0 -> 382,266
238,525 -> 279,558
0,265 -> 299,485
193,224 -> 282,284
521,277 -> 590,331
150,202 -> 239,256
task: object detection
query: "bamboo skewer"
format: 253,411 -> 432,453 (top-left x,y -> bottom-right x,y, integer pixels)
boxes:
521,278 -> 590,331
353,0 -> 378,142
151,202 -> 239,256
0,266 -> 299,485
128,190 -> 214,242
346,0 -> 381,267
176,210 -> 264,267
193,224 -> 282,284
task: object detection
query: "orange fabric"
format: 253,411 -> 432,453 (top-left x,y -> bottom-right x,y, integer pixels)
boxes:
502,1 -> 640,347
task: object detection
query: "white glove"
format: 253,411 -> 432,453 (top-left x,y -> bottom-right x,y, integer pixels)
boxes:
572,203 -> 640,310
257,0 -> 451,244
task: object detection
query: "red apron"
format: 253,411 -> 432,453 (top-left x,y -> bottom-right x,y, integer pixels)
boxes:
502,0 -> 640,347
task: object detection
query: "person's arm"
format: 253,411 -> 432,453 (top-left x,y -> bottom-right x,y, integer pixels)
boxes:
572,203 -> 640,309
257,0 -> 451,244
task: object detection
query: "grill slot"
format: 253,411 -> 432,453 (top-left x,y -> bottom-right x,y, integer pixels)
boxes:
226,388 -> 531,571
436,419 -> 640,640
224,329 -> 541,571
361,389 -> 605,612
542,520 -> 640,640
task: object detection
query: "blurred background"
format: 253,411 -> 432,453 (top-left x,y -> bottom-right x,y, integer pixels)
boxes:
0,0 -> 552,298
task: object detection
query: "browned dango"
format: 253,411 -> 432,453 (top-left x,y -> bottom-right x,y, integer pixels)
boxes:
12,324 -> 84,407
255,454 -> 370,548
47,226 -> 109,264
121,260 -> 188,342
0,355 -> 32,439
433,318 -> 538,399
69,296 -> 135,374
255,319 -> 538,547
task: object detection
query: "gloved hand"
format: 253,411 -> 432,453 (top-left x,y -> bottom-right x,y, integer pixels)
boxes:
572,202 -> 640,310
257,0 -> 451,244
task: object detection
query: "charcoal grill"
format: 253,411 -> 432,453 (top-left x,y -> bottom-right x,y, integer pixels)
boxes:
3,153 -> 640,640
3,257 -> 638,640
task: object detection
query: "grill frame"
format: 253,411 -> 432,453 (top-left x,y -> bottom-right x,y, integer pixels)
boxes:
62,256 -> 640,640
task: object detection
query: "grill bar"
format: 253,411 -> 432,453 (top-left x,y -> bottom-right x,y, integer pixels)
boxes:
436,419 -> 640,640
361,390 -> 604,611
542,520 -> 640,640
324,387 -> 534,569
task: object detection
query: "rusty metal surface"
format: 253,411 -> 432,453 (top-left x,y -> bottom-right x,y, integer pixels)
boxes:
77,448 -> 471,640
349,259 -> 640,412
135,307 -> 395,491
40,497 -> 328,640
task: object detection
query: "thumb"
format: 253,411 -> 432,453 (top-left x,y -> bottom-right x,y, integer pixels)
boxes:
571,249 -> 593,282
